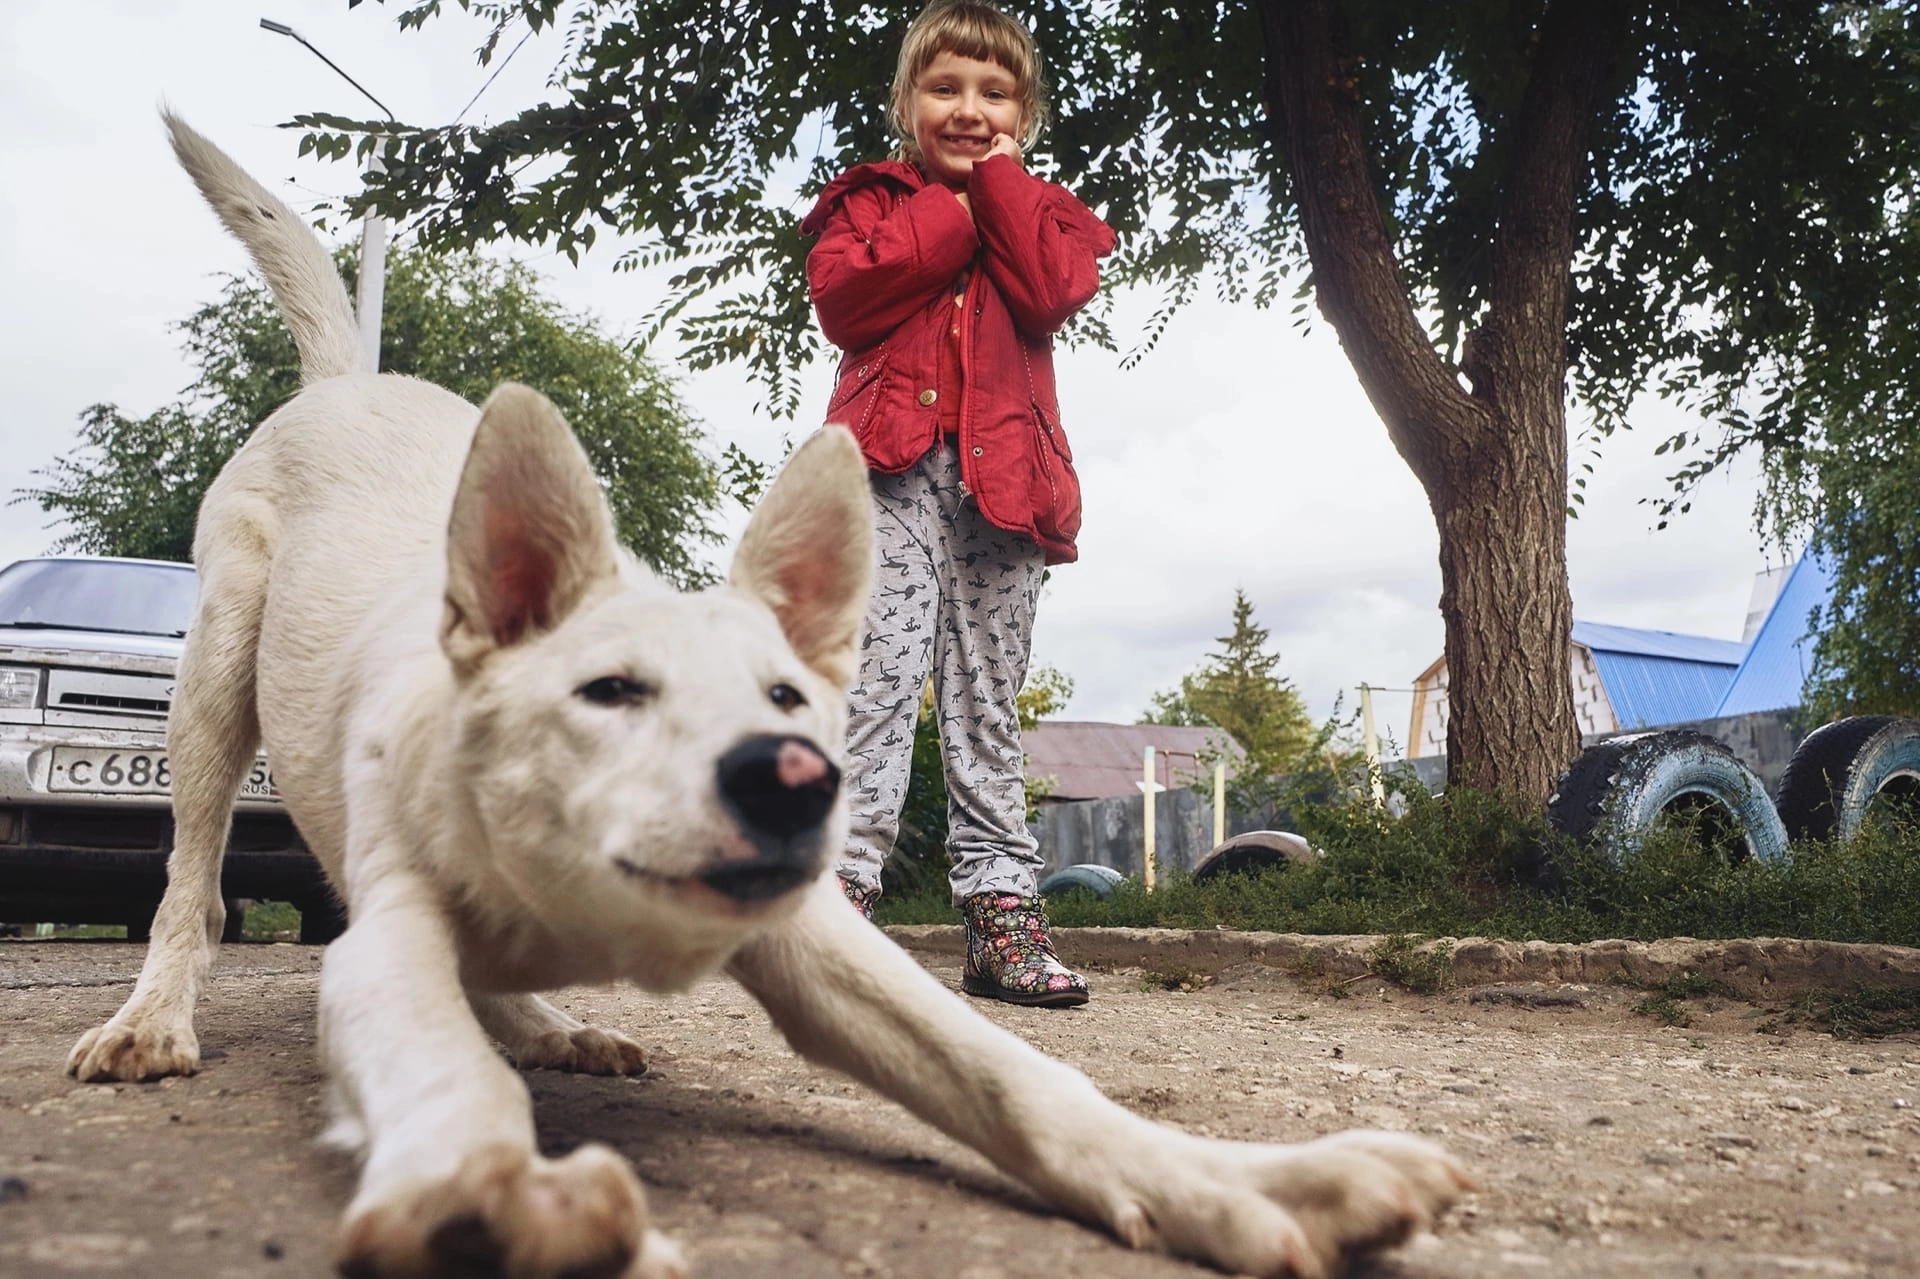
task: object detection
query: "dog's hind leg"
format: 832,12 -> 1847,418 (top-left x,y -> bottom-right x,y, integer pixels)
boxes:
68,508 -> 274,1083
469,991 -> 649,1076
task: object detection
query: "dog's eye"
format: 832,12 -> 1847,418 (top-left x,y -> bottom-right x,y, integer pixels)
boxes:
577,676 -> 653,707
768,682 -> 806,710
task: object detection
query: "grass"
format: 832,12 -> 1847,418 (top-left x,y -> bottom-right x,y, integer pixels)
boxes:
29,899 -> 307,943
875,775 -> 1920,949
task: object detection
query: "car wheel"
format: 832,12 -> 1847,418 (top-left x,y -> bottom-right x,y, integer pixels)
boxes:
1192,831 -> 1316,884
1548,730 -> 1789,865
1037,863 -> 1126,900
1775,715 -> 1920,842
298,896 -> 349,945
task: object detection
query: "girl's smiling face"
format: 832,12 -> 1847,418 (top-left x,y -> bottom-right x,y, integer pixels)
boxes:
910,51 -> 1025,188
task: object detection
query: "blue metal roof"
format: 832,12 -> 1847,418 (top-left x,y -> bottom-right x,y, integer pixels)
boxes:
1714,552 -> 1834,717
1570,620 -> 1747,665
1571,620 -> 1745,730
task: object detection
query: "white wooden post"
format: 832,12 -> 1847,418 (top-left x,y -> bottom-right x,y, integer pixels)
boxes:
1212,759 -> 1226,848
1360,682 -> 1385,803
1142,745 -> 1157,891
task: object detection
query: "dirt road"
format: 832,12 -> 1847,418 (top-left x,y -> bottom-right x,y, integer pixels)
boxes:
2,935 -> 1917,1278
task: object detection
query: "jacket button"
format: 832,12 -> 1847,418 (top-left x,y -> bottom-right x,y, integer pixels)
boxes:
918,389 -> 938,406
971,445 -> 983,456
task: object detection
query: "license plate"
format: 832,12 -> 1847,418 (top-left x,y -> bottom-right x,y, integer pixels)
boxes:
48,747 -> 278,800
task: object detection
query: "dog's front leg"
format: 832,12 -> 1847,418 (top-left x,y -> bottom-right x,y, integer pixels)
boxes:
728,880 -> 1471,1279
323,875 -> 682,1279
469,991 -> 650,1076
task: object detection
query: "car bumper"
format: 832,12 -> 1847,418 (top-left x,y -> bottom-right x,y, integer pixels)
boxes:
0,723 -> 321,922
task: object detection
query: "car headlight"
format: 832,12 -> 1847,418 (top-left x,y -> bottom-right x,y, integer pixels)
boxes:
0,665 -> 43,710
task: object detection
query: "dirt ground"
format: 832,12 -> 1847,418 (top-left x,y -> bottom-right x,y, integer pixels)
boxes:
2,934 -> 1917,1279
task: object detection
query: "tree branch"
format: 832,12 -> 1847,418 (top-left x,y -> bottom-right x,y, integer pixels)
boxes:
1257,0 -> 1484,485
1486,0 -> 1635,378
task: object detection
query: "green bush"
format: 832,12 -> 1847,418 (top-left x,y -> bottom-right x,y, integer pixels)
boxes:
878,771 -> 1920,947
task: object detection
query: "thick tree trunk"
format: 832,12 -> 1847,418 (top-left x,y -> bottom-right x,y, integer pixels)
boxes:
1256,0 -> 1625,804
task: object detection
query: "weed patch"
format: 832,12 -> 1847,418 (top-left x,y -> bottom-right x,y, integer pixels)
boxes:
1767,987 -> 1920,1040
1139,965 -> 1215,993
1367,934 -> 1455,994
1632,994 -> 1691,1027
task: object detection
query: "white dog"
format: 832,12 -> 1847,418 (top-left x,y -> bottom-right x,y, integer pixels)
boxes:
69,115 -> 1469,1279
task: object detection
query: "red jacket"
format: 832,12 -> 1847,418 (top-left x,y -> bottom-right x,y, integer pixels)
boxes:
801,155 -> 1116,565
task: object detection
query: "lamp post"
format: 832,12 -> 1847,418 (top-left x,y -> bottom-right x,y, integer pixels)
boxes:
260,18 -> 396,374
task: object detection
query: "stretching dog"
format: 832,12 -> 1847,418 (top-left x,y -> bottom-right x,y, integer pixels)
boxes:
69,115 -> 1469,1279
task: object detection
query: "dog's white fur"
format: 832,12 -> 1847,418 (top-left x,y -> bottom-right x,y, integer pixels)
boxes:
69,115 -> 1469,1279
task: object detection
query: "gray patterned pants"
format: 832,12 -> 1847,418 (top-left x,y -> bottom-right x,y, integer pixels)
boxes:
838,439 -> 1047,903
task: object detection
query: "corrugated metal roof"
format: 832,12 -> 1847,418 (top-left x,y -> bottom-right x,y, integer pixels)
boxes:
1569,619 -> 1744,729
1586,650 -> 1738,729
1023,721 -> 1243,800
1714,552 -> 1833,716
1571,620 -> 1747,665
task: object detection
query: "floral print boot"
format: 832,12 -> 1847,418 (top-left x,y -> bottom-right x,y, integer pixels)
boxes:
960,892 -> 1090,1007
838,874 -> 881,923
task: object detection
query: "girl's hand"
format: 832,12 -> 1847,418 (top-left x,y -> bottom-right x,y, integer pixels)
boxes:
986,133 -> 1023,167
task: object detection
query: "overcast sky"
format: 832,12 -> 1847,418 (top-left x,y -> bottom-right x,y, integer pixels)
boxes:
0,1 -> 1786,756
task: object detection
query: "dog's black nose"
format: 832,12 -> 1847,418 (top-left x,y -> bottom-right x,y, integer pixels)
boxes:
716,735 -> 839,842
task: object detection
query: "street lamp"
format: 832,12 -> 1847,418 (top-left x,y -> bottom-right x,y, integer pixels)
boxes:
259,18 -> 396,375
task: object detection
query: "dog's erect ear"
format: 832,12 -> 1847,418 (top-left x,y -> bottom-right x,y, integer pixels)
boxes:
442,383 -> 620,674
729,427 -> 873,690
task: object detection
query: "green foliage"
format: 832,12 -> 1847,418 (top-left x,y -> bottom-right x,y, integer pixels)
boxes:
1771,428 -> 1920,719
883,776 -> 1920,948
18,247 -> 724,584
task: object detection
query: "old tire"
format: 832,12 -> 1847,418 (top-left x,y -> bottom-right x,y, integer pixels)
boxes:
1037,863 -> 1125,900
1548,730 -> 1789,865
1192,831 -> 1316,883
1775,716 -> 1920,842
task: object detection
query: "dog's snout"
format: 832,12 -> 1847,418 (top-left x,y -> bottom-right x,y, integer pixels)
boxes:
717,735 -> 839,841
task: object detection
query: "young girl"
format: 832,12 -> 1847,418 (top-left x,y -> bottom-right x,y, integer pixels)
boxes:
800,0 -> 1115,1007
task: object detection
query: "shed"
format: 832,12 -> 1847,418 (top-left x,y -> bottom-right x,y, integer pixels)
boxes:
1021,721 -> 1243,801
1405,553 -> 1834,755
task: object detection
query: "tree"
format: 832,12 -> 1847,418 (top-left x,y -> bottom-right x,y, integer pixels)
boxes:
1778,426 -> 1920,721
20,247 -> 724,584
1143,589 -> 1316,781
313,1 -> 1920,804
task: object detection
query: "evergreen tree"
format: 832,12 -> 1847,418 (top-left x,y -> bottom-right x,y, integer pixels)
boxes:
1144,590 -> 1316,782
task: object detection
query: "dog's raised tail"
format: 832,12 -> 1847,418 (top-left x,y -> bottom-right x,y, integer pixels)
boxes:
163,111 -> 361,385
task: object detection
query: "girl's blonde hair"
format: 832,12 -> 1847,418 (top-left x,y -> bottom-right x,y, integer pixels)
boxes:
888,0 -> 1049,162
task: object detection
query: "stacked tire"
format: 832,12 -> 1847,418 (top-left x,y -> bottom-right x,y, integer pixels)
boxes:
1773,716 -> 1920,842
1547,730 -> 1788,865
1546,717 -> 1920,869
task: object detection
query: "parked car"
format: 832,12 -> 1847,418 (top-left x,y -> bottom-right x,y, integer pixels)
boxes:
0,556 -> 340,941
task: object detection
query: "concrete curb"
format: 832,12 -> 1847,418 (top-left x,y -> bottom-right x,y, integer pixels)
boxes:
882,925 -> 1920,1002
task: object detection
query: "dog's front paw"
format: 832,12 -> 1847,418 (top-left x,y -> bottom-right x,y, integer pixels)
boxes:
67,1014 -> 199,1082
1111,1128 -> 1473,1278
515,1025 -> 650,1076
338,1142 -> 678,1279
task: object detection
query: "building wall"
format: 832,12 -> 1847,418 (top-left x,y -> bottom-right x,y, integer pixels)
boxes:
1410,645 -> 1617,753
